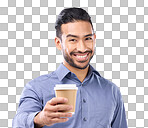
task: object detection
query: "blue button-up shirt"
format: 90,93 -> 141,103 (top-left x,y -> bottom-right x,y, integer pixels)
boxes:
13,63 -> 128,128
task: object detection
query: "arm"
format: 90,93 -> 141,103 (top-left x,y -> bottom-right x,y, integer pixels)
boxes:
12,83 -> 43,128
12,83 -> 72,128
111,89 -> 128,128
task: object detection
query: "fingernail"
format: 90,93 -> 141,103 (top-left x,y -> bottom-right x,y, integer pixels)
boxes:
64,98 -> 68,102
69,105 -> 73,109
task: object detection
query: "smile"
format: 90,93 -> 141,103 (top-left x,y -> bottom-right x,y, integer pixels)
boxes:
76,54 -> 87,58
73,52 -> 89,62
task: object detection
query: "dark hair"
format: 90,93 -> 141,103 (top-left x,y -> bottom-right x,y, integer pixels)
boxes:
55,7 -> 93,39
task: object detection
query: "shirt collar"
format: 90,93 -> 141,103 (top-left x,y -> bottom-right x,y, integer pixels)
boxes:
88,64 -> 101,77
55,63 -> 101,81
55,63 -> 71,81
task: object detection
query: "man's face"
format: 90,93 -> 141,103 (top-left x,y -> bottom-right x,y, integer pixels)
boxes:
59,21 -> 96,69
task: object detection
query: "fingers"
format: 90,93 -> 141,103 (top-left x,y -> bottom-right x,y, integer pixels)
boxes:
48,104 -> 73,112
49,112 -> 72,118
49,97 -> 68,105
43,115 -> 70,126
48,117 -> 69,124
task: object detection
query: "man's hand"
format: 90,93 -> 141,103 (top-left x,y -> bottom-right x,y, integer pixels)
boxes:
34,97 -> 73,127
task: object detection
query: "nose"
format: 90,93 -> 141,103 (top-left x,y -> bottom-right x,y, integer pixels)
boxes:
77,40 -> 87,52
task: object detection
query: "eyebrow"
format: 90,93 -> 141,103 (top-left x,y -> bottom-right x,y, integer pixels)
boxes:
84,33 -> 94,37
66,34 -> 78,38
66,33 -> 94,38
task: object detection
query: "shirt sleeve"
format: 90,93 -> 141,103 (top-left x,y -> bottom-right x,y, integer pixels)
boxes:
111,88 -> 128,128
12,83 -> 43,128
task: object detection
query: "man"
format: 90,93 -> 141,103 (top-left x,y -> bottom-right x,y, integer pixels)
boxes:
13,7 -> 128,128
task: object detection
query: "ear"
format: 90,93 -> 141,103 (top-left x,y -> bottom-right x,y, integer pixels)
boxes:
94,33 -> 96,39
93,33 -> 96,45
55,37 -> 62,50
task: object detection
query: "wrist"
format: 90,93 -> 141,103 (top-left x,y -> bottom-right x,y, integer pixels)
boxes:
34,112 -> 44,128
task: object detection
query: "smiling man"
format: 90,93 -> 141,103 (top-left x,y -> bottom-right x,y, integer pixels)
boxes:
55,20 -> 96,82
12,7 -> 128,128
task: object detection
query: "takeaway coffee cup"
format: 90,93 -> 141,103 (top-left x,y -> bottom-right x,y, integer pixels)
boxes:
54,84 -> 78,114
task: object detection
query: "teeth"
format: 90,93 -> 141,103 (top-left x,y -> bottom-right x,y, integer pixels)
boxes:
77,54 -> 87,58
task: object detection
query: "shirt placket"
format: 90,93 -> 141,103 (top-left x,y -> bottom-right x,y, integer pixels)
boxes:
80,83 -> 88,128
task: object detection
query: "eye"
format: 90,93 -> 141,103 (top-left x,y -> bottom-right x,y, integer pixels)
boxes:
69,39 -> 77,42
85,37 -> 92,41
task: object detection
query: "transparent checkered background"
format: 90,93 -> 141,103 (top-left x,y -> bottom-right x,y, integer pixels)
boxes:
0,0 -> 148,127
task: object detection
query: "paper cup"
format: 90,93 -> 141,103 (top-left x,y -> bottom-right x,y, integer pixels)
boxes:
54,84 -> 78,114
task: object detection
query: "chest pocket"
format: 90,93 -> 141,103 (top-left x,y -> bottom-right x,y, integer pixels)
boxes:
95,108 -> 113,128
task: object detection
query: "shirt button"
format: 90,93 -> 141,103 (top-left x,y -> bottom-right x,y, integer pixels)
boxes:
83,117 -> 87,121
83,99 -> 86,103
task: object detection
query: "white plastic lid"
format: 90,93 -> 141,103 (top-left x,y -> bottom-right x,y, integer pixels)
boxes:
54,84 -> 78,90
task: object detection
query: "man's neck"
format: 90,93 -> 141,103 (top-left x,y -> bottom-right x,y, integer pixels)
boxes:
63,61 -> 89,83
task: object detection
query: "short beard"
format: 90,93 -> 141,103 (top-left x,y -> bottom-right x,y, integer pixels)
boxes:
63,51 -> 94,70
